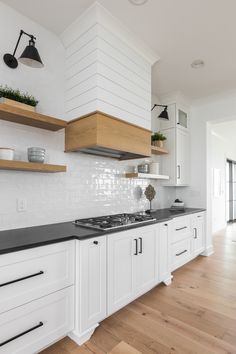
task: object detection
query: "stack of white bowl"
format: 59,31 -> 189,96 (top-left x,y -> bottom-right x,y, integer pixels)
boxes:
28,147 -> 45,163
0,148 -> 14,160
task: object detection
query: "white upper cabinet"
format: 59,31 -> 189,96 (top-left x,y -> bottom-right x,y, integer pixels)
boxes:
176,128 -> 190,186
160,103 -> 189,131
160,100 -> 190,187
160,127 -> 189,186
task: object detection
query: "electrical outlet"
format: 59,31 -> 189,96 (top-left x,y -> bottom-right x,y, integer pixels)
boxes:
17,199 -> 27,212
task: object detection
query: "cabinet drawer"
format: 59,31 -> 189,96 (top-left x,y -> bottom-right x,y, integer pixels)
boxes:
171,216 -> 191,243
171,239 -> 191,271
0,241 -> 75,314
0,287 -> 74,354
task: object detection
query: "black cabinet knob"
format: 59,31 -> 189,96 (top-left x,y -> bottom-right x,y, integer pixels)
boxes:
93,241 -> 98,245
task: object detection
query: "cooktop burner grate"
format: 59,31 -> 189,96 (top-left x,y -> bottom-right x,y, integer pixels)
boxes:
74,212 -> 156,230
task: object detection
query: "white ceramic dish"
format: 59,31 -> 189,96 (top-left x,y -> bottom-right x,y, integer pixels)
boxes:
0,148 -> 14,160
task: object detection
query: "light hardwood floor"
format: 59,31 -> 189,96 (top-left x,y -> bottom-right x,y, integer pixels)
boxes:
41,225 -> 236,354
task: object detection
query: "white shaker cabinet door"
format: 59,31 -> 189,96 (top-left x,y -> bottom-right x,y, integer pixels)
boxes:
134,225 -> 158,297
78,236 -> 107,332
107,230 -> 136,315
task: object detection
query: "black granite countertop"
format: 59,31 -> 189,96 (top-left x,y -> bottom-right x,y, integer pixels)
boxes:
0,208 -> 205,255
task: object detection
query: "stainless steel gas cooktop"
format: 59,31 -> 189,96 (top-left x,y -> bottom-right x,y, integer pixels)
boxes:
74,212 -> 156,231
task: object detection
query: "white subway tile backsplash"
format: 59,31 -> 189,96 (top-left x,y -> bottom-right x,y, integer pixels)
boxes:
0,121 -> 174,231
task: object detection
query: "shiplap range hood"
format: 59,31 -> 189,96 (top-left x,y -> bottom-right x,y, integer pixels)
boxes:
65,111 -> 151,160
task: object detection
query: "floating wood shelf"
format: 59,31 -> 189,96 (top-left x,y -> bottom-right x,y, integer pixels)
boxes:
0,160 -> 67,173
125,172 -> 169,180
151,145 -> 168,155
0,103 -> 67,131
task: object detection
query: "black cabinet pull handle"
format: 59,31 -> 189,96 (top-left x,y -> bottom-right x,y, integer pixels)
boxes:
176,249 -> 187,257
175,226 -> 187,231
194,227 -> 197,239
134,239 -> 138,256
139,237 -> 143,254
164,224 -> 168,226
0,271 -> 44,288
93,241 -> 98,245
177,165 -> 180,179
0,321 -> 43,347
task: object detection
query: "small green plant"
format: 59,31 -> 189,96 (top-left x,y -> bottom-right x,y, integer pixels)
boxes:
151,131 -> 167,142
0,85 -> 39,107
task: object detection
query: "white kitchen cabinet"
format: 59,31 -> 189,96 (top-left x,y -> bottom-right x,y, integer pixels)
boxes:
176,128 -> 189,185
191,212 -> 205,256
159,222 -> 171,285
107,225 -> 158,315
79,236 -> 106,330
134,226 -> 158,296
71,236 -> 107,345
107,229 -> 136,315
0,287 -> 74,354
0,241 -> 75,314
160,103 -> 189,131
161,127 -> 189,186
171,238 -> 192,271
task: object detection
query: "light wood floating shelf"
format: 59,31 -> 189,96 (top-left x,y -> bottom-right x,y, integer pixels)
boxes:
0,103 -> 67,131
0,160 -> 67,173
125,173 -> 169,180
151,146 -> 168,155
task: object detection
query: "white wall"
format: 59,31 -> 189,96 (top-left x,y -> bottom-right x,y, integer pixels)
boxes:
0,2 -> 168,231
0,1 -> 65,118
61,3 -> 158,129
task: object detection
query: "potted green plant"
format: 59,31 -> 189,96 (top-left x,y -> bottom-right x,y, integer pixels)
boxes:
0,85 -> 38,112
151,131 -> 167,148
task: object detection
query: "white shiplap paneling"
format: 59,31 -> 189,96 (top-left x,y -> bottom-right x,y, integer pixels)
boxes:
61,3 -> 158,128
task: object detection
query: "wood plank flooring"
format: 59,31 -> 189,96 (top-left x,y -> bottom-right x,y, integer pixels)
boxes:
41,225 -> 236,354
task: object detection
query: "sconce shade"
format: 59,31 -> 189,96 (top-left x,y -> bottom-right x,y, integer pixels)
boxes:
158,107 -> 169,120
19,40 -> 44,68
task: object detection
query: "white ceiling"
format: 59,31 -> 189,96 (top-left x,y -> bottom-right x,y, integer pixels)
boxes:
2,0 -> 236,99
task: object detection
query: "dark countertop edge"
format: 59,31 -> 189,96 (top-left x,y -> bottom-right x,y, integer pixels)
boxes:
0,208 -> 206,255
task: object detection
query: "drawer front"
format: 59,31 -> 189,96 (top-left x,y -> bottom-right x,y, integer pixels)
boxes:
171,239 -> 191,271
171,216 -> 191,243
0,241 -> 75,314
0,287 -> 74,354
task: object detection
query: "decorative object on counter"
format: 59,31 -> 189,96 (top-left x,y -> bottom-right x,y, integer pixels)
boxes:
144,184 -> 156,212
151,131 -> 167,148
170,199 -> 185,211
0,85 -> 38,112
0,147 -> 14,160
151,103 -> 169,120
28,147 -> 45,163
3,29 -> 44,69
149,162 -> 160,175
138,163 -> 149,173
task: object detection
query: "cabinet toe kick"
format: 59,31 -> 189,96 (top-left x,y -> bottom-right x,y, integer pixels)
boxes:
69,324 -> 99,346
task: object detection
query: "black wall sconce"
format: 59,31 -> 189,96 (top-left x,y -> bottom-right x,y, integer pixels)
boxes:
3,29 -> 44,69
151,104 -> 169,120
